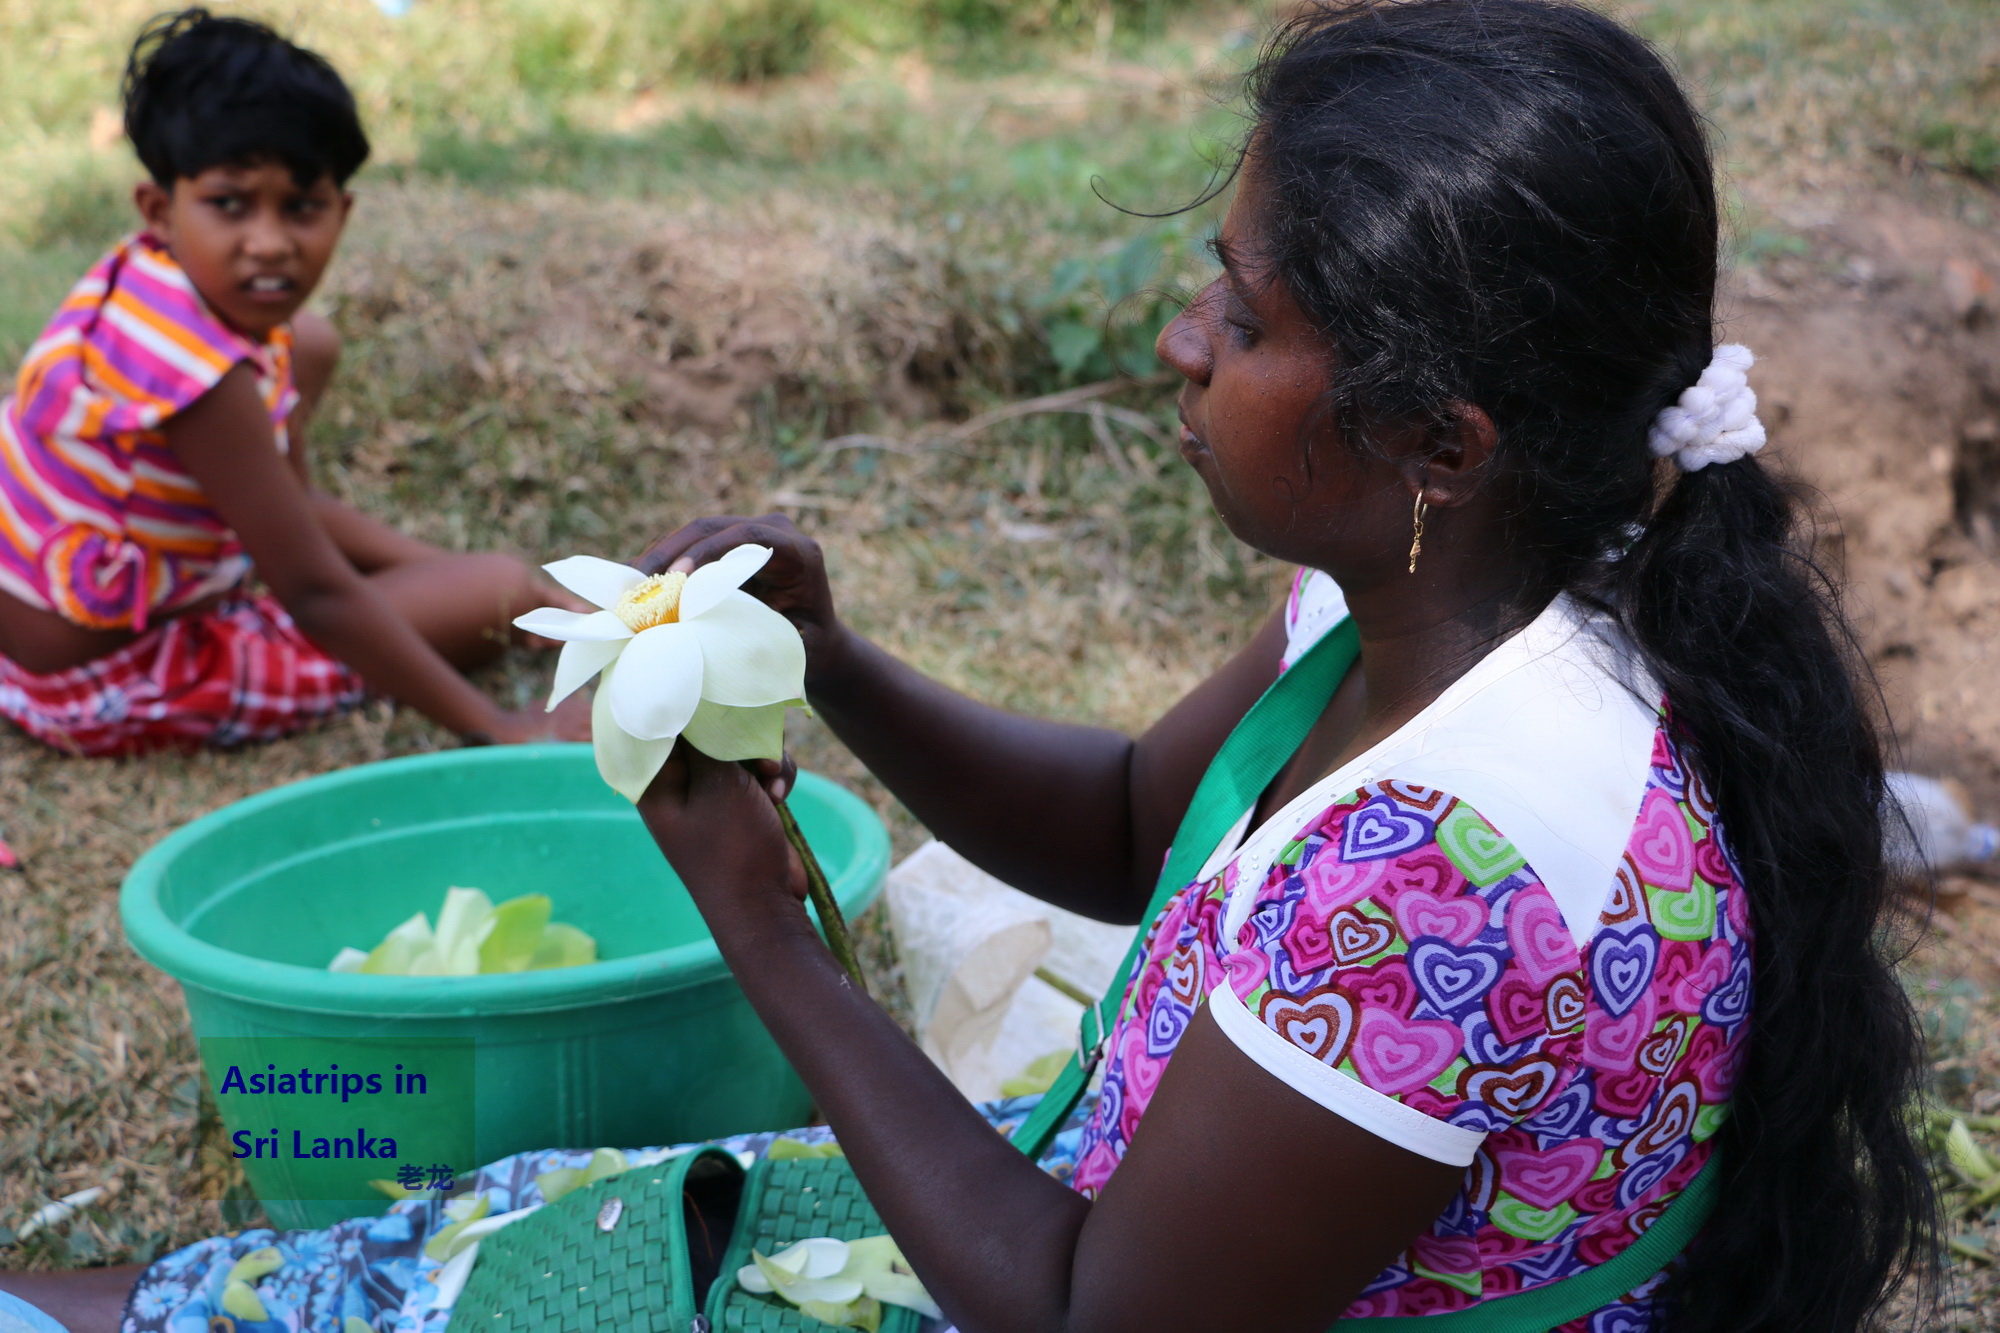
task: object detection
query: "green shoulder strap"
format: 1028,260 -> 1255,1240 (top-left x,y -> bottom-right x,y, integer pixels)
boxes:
1339,1154 -> 1722,1331
1008,616 -> 1361,1160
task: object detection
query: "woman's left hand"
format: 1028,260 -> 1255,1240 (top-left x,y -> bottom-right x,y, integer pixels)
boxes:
634,746 -> 808,937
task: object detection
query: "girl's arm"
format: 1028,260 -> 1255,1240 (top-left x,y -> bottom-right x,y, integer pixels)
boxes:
168,365 -> 555,742
641,749 -> 1466,1333
281,311 -> 439,573
641,515 -> 1287,925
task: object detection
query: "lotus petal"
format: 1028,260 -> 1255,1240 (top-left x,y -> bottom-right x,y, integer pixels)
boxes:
681,699 -> 790,763
360,912 -> 433,975
750,1249 -> 864,1305
546,637 -> 624,709
847,1236 -> 941,1318
592,660 -> 678,801
432,887 -> 496,976
678,544 -> 772,623
478,895 -> 552,973
513,607 -> 631,643
221,1280 -> 269,1322
686,592 -> 806,708
607,625 -> 704,742
529,922 -> 598,970
541,555 -> 644,610
225,1246 -> 285,1286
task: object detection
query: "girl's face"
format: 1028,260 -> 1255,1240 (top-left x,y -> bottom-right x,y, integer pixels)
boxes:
1155,185 -> 1412,582
136,160 -> 351,340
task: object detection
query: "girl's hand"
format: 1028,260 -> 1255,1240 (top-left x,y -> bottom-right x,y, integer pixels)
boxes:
637,514 -> 850,686
481,692 -> 591,744
635,745 -> 808,934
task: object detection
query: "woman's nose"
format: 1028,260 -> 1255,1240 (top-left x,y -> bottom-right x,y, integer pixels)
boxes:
1155,290 -> 1215,386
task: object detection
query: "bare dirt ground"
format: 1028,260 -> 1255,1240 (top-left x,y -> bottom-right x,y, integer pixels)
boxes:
1735,176 -> 2000,811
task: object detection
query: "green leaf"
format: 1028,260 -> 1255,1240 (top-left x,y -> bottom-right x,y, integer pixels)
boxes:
1047,320 -> 1101,375
1948,1119 -> 1995,1180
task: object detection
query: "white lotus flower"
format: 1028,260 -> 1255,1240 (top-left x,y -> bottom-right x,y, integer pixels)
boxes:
512,544 -> 805,801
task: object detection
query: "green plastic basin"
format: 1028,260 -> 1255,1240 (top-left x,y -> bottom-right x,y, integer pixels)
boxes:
120,743 -> 887,1230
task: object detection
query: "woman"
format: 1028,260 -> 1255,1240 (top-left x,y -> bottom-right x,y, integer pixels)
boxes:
9,2 -> 1934,1329
637,2 -> 1935,1329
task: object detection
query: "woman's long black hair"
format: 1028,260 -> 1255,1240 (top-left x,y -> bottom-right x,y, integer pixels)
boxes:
1237,2 -> 1936,1328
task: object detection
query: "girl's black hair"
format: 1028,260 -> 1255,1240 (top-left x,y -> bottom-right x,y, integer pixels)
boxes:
123,8 -> 370,188
1238,2 -> 1936,1328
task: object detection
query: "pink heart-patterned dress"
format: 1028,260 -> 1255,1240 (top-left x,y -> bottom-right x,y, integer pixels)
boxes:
1069,570 -> 1750,1332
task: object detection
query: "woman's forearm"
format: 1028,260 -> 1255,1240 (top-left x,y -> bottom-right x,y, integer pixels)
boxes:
710,901 -> 1089,1333
808,629 -> 1149,923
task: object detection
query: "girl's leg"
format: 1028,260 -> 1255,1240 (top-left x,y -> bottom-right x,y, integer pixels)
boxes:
367,550 -> 556,671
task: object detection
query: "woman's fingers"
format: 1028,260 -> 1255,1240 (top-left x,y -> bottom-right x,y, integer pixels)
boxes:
669,518 -> 804,578
748,753 -> 797,803
635,516 -> 749,576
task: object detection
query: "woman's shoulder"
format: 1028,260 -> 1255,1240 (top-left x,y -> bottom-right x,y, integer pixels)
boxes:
1211,765 -> 1748,1155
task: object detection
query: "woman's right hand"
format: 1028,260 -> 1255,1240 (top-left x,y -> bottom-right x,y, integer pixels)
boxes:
637,514 -> 850,685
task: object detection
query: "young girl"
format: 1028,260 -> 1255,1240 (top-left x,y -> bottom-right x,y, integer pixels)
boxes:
0,10 -> 588,755
8,2 -> 1934,1329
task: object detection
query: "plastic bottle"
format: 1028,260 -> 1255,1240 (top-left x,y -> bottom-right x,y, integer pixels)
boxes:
1883,771 -> 2000,875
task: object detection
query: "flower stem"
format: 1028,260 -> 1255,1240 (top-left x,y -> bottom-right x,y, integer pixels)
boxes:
775,797 -> 868,994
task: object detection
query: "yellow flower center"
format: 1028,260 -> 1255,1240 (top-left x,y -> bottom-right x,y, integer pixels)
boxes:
611,572 -> 687,633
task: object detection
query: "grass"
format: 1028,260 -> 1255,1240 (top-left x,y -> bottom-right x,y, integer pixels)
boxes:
2,0 -> 2000,1318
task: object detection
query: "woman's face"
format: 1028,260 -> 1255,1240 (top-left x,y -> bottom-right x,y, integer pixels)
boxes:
1156,186 -> 1410,581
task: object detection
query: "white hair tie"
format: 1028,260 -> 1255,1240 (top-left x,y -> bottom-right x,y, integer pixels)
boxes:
1647,343 -> 1767,471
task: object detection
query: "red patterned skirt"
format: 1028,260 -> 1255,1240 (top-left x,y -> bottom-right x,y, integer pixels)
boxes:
0,592 -> 363,757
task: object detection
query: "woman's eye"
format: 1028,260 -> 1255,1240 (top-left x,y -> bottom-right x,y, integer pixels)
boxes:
1222,303 -> 1259,345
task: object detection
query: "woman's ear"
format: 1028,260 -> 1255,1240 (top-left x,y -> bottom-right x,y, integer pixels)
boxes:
1404,401 -> 1498,506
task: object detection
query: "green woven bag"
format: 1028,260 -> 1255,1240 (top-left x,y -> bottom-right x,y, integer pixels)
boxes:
453,1147 -> 922,1333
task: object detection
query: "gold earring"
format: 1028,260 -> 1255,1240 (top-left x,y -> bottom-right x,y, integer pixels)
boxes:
1408,490 -> 1428,574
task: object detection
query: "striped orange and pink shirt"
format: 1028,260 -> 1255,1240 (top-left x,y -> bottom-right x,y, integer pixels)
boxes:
0,231 -> 296,632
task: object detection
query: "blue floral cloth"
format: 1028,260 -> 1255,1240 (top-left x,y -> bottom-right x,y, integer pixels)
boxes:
123,1093 -> 1092,1332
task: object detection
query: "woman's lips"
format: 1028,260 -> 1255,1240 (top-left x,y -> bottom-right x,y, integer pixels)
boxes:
1178,419 -> 1209,460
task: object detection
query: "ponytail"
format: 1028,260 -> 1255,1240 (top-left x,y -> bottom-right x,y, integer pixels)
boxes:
1616,461 -> 1936,1329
